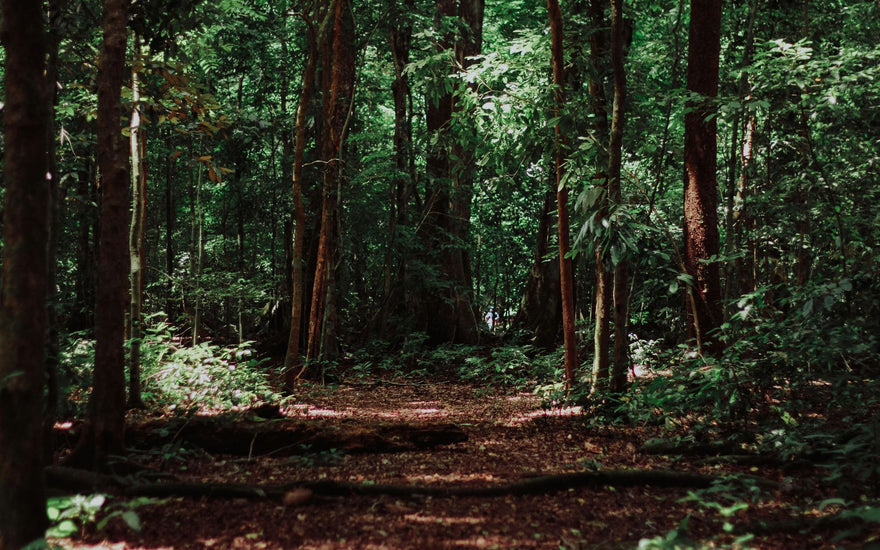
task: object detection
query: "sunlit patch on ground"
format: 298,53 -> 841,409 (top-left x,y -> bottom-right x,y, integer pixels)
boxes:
450,535 -> 529,548
405,514 -> 485,525
404,472 -> 499,484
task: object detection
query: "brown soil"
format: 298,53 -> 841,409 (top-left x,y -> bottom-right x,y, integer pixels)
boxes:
52,383 -> 878,549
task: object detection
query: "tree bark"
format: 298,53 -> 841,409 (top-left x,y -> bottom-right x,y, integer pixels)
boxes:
547,0 -> 580,388
284,10 -> 321,386
44,0 -> 68,463
588,0 -> 612,390
376,0 -> 416,336
608,0 -> 630,392
165,138 -> 177,318
128,36 -> 147,409
726,0 -> 759,302
0,0 -> 51,545
71,0 -> 131,470
683,0 -> 723,356
307,0 -> 355,361
415,0 -> 483,347
512,189 -> 561,348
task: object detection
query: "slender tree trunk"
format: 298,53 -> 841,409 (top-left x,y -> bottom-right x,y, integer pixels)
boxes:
72,161 -> 99,332
69,0 -> 131,472
378,0 -> 415,333
647,0 -> 686,213
512,189 -> 561,348
588,0 -> 612,390
128,36 -> 147,409
683,0 -> 723,356
165,142 -> 177,318
548,0 -> 580,389
192,158 -> 205,346
592,252 -> 612,388
726,0 -> 759,302
44,0 -> 68,462
284,12 -> 320,386
0,0 -> 51,544
307,0 -> 355,361
608,0 -> 630,392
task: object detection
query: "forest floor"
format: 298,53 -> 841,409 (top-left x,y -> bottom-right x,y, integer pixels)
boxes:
52,381 -> 878,550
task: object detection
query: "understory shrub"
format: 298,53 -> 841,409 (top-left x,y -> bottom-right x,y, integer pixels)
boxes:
59,318 -> 279,413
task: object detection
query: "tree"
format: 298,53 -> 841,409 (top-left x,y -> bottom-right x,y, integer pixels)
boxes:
44,0 -> 68,461
547,0 -> 579,388
415,0 -> 483,346
0,0 -> 51,545
284,7 -> 321,386
587,0 -> 612,390
375,0 -> 416,337
69,0 -> 131,470
128,34 -> 147,409
307,0 -> 356,361
608,0 -> 630,392
683,0 -> 723,356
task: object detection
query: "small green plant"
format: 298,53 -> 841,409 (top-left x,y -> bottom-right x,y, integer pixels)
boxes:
137,321 -> 277,411
461,345 -> 562,389
45,494 -> 152,539
637,515 -> 697,550
288,444 -> 344,466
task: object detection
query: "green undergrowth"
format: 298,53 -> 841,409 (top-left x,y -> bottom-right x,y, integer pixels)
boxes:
59,317 -> 280,414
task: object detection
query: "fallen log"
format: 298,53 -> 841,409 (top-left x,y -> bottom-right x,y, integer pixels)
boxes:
126,417 -> 468,457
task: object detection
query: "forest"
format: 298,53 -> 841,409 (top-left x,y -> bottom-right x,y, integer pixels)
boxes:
1,0 -> 879,548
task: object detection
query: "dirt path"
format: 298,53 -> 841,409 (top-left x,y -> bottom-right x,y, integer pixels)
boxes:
57,383 -> 866,549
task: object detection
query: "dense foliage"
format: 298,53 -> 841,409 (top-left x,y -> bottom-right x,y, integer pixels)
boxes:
1,0 -> 879,545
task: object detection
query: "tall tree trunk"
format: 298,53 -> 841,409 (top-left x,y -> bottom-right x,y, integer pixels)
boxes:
165,140 -> 177,318
128,36 -> 147,409
284,11 -> 320,386
548,0 -> 580,389
420,0 -> 457,344
0,0 -> 51,544
417,0 -> 482,346
45,0 -> 68,462
307,0 -> 355,361
588,0 -> 612,390
192,157 -> 205,346
725,0 -> 758,303
377,0 -> 415,334
683,0 -> 723,356
72,161 -> 99,332
608,0 -> 630,392
80,0 -> 131,470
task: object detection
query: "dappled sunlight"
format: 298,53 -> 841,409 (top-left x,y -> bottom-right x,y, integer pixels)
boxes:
288,404 -> 351,418
405,514 -> 485,526
450,535 -> 525,548
403,472 -> 499,484
504,405 -> 582,427
288,400 -> 452,421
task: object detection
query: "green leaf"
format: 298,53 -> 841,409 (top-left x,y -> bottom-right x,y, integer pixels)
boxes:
122,510 -> 142,532
802,299 -> 814,315
47,519 -> 78,538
